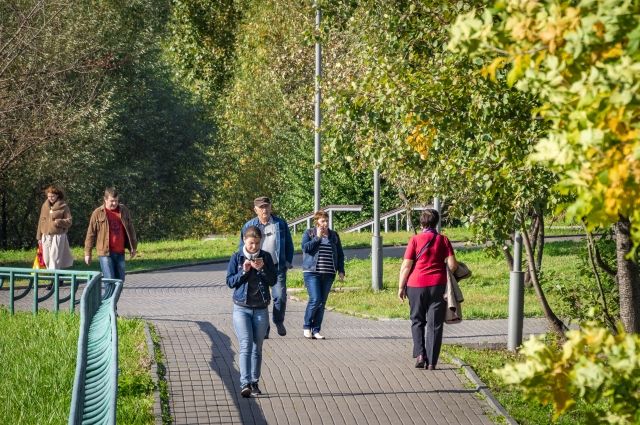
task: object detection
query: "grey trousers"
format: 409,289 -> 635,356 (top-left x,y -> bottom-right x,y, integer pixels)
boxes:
407,285 -> 446,367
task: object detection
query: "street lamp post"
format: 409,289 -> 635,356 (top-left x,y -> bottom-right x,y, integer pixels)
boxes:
314,2 -> 322,212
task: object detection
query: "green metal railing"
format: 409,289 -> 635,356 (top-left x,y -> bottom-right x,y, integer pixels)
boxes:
68,275 -> 123,425
0,267 -> 99,314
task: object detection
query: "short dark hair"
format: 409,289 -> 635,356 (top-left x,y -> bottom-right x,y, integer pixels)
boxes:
104,187 -> 118,199
420,209 -> 440,229
44,184 -> 64,200
243,225 -> 262,240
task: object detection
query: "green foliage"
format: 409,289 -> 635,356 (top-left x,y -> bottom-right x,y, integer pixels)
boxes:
0,0 -> 218,248
448,0 -> 640,246
324,0 -> 558,246
444,345 -> 605,425
496,323 -> 640,424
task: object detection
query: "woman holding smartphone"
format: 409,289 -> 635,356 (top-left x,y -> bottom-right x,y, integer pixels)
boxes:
227,225 -> 276,397
301,210 -> 345,340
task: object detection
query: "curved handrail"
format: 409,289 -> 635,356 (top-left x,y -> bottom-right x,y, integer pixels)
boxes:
68,275 -> 123,425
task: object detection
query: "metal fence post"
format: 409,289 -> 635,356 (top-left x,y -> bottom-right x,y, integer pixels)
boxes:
508,231 -> 525,351
372,168 -> 383,291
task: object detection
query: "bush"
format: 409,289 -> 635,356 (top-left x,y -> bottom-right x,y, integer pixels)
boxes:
496,323 -> 640,424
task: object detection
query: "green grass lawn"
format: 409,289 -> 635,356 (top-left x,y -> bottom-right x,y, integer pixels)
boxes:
288,240 -> 582,320
0,227 -> 584,272
0,308 -> 154,424
443,345 -> 606,425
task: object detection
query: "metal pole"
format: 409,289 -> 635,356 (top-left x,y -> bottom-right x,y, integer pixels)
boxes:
328,209 -> 333,229
433,197 -> 441,232
507,231 -> 525,351
372,168 -> 383,290
313,2 -> 322,212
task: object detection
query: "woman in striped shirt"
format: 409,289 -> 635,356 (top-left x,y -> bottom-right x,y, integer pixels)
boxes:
301,210 -> 345,339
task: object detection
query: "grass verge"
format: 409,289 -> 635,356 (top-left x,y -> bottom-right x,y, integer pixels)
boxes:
0,228 -> 585,272
0,308 -> 154,424
149,323 -> 172,425
288,240 -> 582,320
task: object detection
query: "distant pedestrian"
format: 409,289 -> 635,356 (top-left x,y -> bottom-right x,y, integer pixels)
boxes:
84,187 -> 137,282
397,209 -> 458,370
36,184 -> 74,270
240,196 -> 294,338
227,225 -> 276,397
301,210 -> 345,339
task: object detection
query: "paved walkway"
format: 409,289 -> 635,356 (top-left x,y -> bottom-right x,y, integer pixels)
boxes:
115,260 -> 547,425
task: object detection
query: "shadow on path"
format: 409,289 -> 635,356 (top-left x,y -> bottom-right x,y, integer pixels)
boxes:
197,321 -> 268,425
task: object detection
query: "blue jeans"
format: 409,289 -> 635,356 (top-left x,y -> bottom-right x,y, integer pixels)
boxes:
98,253 -> 126,282
232,305 -> 269,387
271,269 -> 287,325
303,272 -> 335,333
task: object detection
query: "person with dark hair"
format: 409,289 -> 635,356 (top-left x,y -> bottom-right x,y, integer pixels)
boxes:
240,196 -> 294,338
84,187 -> 137,282
301,210 -> 345,339
397,208 -> 458,370
227,225 -> 277,397
36,184 -> 73,270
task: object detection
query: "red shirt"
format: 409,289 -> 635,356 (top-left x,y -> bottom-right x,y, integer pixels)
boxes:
404,230 -> 454,287
105,207 -> 126,254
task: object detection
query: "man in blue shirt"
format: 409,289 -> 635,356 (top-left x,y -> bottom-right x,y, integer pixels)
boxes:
240,196 -> 294,337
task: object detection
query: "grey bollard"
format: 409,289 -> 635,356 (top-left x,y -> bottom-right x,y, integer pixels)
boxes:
507,232 -> 525,351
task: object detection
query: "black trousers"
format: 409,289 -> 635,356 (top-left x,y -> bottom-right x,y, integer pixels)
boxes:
407,285 -> 446,366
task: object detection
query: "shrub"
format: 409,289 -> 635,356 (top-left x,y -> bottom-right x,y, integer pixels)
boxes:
496,323 -> 640,424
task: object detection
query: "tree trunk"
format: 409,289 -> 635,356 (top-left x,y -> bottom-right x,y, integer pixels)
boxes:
522,228 -> 568,336
615,218 -> 640,333
397,188 -> 416,234
535,213 -> 545,273
0,188 -> 6,249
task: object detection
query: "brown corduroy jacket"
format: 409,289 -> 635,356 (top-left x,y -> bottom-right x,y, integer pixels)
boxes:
36,200 -> 72,240
84,204 -> 137,256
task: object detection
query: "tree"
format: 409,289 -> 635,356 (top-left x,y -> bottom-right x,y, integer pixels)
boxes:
323,0 -> 567,334
449,0 -> 640,333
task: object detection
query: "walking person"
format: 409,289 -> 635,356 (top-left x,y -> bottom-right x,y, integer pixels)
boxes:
227,225 -> 276,397
84,187 -> 137,282
36,184 -> 74,271
397,209 -> 458,370
240,196 -> 293,338
301,210 -> 345,340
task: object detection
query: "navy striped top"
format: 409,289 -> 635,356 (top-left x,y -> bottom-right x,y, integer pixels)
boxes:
315,239 -> 335,274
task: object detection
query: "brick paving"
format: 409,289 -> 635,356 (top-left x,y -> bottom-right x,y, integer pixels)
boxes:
113,261 -> 546,425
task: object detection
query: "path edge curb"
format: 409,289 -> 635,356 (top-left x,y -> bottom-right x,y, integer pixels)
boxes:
450,356 -> 519,425
143,322 -> 164,425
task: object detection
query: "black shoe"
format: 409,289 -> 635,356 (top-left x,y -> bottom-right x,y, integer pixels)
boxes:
415,355 -> 426,369
275,323 -> 287,336
240,384 -> 252,398
427,364 -> 436,370
251,382 -> 262,395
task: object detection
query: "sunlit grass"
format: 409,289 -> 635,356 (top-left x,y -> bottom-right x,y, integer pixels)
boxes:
0,309 -> 154,424
288,241 -> 583,320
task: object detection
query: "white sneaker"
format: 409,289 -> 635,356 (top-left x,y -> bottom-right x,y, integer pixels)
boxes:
303,329 -> 312,339
312,332 -> 325,340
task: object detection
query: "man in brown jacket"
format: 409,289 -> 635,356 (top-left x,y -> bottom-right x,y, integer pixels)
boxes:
84,187 -> 137,282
